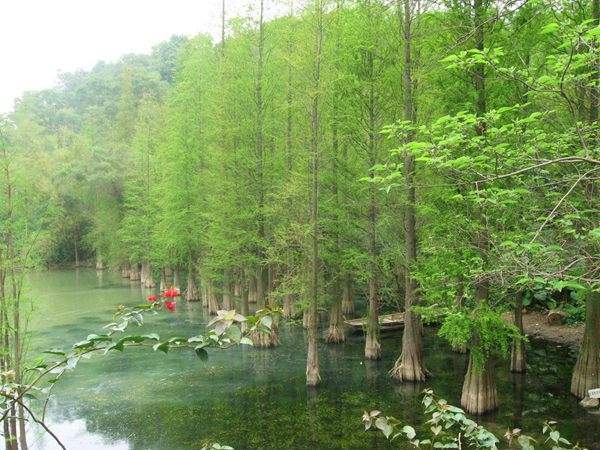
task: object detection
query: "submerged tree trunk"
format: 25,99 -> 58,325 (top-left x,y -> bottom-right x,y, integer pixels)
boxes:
201,281 -> 209,308
390,0 -> 428,382
511,291 -> 526,373
461,355 -> 498,415
207,280 -> 220,315
95,252 -> 106,270
121,263 -> 131,278
306,0 -> 323,388
571,292 -> 600,403
173,267 -> 181,291
140,261 -> 156,288
326,277 -> 345,343
241,278 -> 250,333
185,268 -> 200,302
365,277 -> 382,360
129,263 -> 141,281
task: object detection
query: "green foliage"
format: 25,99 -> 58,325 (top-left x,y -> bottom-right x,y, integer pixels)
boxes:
364,390 -> 586,449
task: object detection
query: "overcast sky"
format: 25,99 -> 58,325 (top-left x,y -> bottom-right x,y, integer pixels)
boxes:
1,0 -> 286,113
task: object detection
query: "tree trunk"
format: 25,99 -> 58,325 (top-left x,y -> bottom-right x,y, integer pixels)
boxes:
283,294 -> 294,318
74,240 -> 80,267
241,277 -> 250,333
341,276 -> 354,316
256,267 -> 267,308
222,271 -> 233,310
173,267 -> 181,290
326,277 -> 345,343
201,281 -> 209,308
249,275 -> 257,304
185,269 -> 200,302
306,0 -> 323,388
141,261 -> 156,288
129,263 -> 141,281
511,291 -> 526,373
207,280 -> 220,315
365,277 -> 382,360
95,252 -> 105,270
389,0 -> 427,382
461,355 -> 498,415
121,263 -> 131,278
571,292 -> 600,401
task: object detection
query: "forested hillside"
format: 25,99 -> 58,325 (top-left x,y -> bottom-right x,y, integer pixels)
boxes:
1,0 -> 599,440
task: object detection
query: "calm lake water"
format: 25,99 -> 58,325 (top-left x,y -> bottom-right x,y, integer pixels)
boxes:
24,269 -> 600,449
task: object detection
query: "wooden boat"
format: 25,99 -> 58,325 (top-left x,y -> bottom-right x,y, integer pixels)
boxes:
344,312 -> 405,333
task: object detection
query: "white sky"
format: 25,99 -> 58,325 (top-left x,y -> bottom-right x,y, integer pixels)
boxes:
0,0 -> 286,113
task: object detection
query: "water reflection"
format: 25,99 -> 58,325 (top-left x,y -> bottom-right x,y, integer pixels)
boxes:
25,270 -> 600,449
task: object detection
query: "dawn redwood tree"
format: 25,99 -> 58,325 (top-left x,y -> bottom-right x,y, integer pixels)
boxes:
306,0 -> 325,387
390,0 -> 428,382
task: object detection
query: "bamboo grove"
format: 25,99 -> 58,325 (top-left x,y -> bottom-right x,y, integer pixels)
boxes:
1,0 -> 599,433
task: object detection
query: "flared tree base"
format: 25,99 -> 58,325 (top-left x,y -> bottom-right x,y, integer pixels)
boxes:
250,329 -> 279,348
185,277 -> 200,302
364,333 -> 381,360
461,356 -> 498,415
389,353 -> 428,382
571,292 -> 600,400
325,324 -> 346,343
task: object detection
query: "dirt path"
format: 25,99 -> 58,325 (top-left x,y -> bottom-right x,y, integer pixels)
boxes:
512,310 -> 583,349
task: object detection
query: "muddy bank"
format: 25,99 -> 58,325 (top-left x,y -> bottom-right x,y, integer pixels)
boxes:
511,310 -> 583,349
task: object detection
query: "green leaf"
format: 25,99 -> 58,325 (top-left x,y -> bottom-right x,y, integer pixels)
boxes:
402,425 -> 416,439
239,337 -> 253,346
153,342 -> 170,354
194,346 -> 208,361
540,22 -> 560,35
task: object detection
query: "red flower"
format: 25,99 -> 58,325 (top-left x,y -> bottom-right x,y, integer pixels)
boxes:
147,294 -> 158,302
164,301 -> 177,312
162,288 -> 181,298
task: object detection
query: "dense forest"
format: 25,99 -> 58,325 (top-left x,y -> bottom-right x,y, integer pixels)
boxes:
0,0 -> 599,448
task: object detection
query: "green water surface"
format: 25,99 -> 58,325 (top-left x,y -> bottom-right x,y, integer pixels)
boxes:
24,269 -> 600,449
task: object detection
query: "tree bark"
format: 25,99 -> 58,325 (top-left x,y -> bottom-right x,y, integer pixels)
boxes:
306,0 -> 323,387
141,261 -> 156,288
341,275 -> 354,316
461,355 -> 498,415
326,277 -> 345,343
571,292 -> 600,401
511,291 -> 526,373
129,263 -> 141,281
365,277 -> 382,360
185,267 -> 199,302
207,280 -> 220,315
222,270 -> 233,309
390,0 -> 427,380
283,294 -> 294,319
